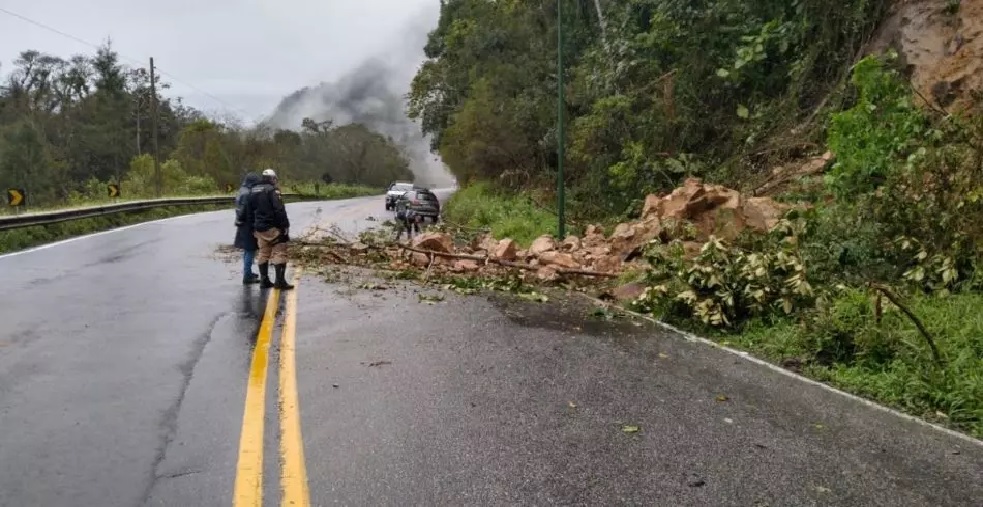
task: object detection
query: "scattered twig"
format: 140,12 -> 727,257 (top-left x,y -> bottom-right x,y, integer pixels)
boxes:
868,283 -> 943,366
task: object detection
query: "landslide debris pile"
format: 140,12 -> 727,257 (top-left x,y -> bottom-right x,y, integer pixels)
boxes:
295,178 -> 792,284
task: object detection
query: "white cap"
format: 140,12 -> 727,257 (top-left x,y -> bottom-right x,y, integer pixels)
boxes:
262,168 -> 277,178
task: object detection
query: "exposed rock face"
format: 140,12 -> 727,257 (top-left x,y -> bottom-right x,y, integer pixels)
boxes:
867,0 -> 983,113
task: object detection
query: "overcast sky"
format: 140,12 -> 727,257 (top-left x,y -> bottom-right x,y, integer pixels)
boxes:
0,1 -> 438,124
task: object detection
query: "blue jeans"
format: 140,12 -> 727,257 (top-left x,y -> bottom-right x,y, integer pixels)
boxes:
243,249 -> 256,278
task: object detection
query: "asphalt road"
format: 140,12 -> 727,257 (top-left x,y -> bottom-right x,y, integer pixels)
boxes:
0,192 -> 980,507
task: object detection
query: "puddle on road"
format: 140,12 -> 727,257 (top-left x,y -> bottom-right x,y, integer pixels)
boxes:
485,290 -> 649,339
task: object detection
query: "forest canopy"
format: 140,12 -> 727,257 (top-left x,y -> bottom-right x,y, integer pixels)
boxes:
0,42 -> 412,206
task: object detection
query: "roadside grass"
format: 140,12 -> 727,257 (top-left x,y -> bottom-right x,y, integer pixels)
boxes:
282,182 -> 380,199
0,184 -> 381,255
723,292 -> 983,438
442,182 -> 565,246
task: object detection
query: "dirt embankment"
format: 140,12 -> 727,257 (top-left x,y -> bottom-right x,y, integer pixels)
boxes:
869,0 -> 983,112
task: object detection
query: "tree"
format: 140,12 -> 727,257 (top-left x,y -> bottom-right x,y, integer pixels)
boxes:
0,120 -> 63,203
408,0 -> 892,216
0,43 -> 420,207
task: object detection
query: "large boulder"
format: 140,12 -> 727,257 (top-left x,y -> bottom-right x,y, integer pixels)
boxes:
611,282 -> 647,302
585,224 -> 605,236
561,235 -> 582,252
538,251 -> 580,269
582,234 -> 607,249
639,177 -> 791,240
608,218 -> 663,259
494,239 -> 518,261
535,266 -> 560,282
412,232 -> 454,253
585,246 -> 611,258
411,252 -> 430,267
593,255 -> 623,273
452,259 -> 480,272
642,177 -> 706,221
743,196 -> 791,232
529,235 -> 558,256
476,234 -> 499,253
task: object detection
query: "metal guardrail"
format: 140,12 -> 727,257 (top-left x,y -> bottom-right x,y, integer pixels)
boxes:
0,193 -> 312,231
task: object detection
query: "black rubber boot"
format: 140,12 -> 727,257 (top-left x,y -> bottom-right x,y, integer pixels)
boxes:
243,273 -> 260,285
273,264 -> 294,290
258,263 -> 274,288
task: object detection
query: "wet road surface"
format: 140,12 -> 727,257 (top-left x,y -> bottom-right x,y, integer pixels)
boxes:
0,193 -> 981,506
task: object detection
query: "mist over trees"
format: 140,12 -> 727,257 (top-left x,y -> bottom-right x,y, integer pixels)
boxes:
0,42 -> 413,207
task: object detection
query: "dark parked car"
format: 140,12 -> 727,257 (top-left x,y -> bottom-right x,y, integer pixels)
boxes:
397,189 -> 441,223
385,181 -> 415,210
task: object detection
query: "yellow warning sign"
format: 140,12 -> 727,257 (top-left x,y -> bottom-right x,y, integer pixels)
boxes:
6,188 -> 24,206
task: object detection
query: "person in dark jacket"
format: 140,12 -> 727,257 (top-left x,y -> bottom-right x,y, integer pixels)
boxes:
234,172 -> 261,284
248,168 -> 294,290
393,194 -> 420,241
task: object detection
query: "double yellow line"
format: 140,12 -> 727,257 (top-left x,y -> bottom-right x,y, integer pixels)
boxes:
233,271 -> 309,506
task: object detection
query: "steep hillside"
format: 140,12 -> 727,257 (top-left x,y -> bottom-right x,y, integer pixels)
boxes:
406,0 -> 983,436
869,0 -> 983,111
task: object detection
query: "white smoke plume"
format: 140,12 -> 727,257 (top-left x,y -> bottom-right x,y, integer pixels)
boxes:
261,4 -> 455,189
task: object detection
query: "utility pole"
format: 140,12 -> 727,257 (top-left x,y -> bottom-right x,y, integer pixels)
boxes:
134,90 -> 142,156
135,104 -> 141,156
150,58 -> 162,197
556,0 -> 566,239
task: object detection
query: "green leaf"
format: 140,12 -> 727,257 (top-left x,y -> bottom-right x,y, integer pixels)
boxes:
716,68 -> 730,78
737,105 -> 750,119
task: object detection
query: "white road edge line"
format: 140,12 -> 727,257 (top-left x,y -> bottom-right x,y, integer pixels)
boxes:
0,213 -> 204,261
580,293 -> 983,447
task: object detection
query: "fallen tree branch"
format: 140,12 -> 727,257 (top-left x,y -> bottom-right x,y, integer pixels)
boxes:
295,238 -> 620,278
398,245 -> 619,278
868,283 -> 943,366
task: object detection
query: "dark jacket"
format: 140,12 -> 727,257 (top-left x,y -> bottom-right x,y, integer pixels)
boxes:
233,173 -> 261,250
248,179 -> 290,233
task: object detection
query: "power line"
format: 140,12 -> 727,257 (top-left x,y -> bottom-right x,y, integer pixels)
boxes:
0,6 -> 262,123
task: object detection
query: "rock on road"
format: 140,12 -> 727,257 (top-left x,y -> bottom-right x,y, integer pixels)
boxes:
0,192 -> 980,507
